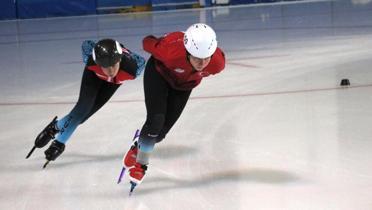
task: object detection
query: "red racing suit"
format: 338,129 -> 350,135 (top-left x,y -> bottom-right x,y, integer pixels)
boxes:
143,31 -> 226,90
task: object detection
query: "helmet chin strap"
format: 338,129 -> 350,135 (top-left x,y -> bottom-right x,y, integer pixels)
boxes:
185,51 -> 197,71
186,51 -> 191,60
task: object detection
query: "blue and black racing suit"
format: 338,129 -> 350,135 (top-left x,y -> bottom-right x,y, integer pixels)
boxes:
54,40 -> 145,144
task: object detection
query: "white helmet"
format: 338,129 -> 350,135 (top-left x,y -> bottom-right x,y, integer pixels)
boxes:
184,23 -> 217,59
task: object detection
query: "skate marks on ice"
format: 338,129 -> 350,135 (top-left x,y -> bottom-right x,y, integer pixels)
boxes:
128,167 -> 299,196
15,153 -> 123,171
18,144 -> 197,171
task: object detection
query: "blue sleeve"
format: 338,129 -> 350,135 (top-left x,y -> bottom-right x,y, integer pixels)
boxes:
81,40 -> 96,64
129,51 -> 146,77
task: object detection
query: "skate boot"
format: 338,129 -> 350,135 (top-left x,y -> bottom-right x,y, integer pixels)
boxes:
26,116 -> 60,159
128,162 -> 148,195
123,139 -> 139,169
117,129 -> 140,184
43,140 -> 65,168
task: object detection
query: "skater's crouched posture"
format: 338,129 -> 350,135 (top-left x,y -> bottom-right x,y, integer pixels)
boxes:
122,23 -> 226,193
27,39 -> 145,168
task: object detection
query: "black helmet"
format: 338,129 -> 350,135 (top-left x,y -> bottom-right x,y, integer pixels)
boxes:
92,39 -> 123,67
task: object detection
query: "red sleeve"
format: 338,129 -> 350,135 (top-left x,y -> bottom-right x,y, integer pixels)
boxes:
208,48 -> 226,75
116,70 -> 135,82
142,32 -> 185,62
143,35 -> 168,61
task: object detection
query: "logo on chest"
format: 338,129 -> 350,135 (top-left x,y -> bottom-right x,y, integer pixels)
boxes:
174,68 -> 185,73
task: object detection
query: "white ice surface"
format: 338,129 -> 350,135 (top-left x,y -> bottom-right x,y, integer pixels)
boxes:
1,0 -> 372,209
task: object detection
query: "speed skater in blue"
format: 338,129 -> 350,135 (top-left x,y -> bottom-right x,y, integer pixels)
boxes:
26,39 -> 145,169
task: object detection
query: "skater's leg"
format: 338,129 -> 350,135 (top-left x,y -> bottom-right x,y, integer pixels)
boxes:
43,70 -> 103,166
126,57 -> 167,187
27,70 -> 102,160
137,57 -> 169,164
79,81 -> 120,124
55,70 -> 103,144
156,88 -> 192,143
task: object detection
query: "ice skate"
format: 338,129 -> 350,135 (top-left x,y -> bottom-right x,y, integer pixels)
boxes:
128,162 -> 148,195
117,129 -> 140,184
26,116 -> 60,159
43,140 -> 65,168
123,130 -> 140,169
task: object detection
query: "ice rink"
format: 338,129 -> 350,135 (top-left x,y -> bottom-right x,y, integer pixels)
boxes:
1,0 -> 372,209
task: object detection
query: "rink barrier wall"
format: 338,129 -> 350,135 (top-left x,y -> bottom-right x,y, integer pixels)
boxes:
0,0 -> 294,20
0,0 -> 16,20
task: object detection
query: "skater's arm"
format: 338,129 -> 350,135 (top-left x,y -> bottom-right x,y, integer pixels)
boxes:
143,35 -> 169,61
207,48 -> 226,75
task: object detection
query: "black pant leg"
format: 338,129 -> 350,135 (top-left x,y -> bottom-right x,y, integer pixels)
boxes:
140,56 -> 192,142
156,87 -> 192,142
69,69 -> 102,120
140,57 -> 169,139
56,69 -> 103,143
80,80 -> 120,124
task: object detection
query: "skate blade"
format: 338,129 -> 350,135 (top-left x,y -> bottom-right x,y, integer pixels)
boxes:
117,167 -> 126,184
129,181 -> 137,196
26,146 -> 36,159
43,161 -> 50,169
133,129 -> 140,140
